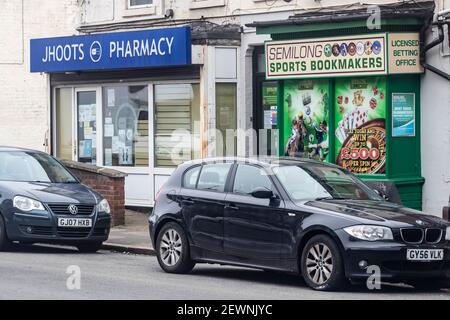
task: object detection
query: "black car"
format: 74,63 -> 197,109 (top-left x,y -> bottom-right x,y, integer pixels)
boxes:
149,157 -> 450,291
0,147 -> 111,252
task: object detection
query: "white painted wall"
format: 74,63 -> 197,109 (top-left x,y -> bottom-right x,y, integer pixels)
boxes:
421,0 -> 450,215
0,0 -> 78,151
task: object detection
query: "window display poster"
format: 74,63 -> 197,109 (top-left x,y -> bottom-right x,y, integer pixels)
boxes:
78,104 -> 96,122
284,79 -> 330,162
104,124 -> 114,137
119,146 -> 133,165
112,136 -> 120,153
79,140 -> 92,158
105,148 -> 113,166
392,93 -> 415,137
107,89 -> 115,107
334,77 -> 387,174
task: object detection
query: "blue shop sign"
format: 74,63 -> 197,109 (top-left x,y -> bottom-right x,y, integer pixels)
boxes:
30,26 -> 191,73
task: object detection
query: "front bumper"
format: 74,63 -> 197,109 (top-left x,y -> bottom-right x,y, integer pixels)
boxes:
6,210 -> 111,244
336,230 -> 450,281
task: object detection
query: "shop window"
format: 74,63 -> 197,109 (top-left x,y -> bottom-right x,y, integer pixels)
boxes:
334,77 -> 387,175
102,85 -> 149,167
215,83 -> 237,157
154,84 -> 200,167
283,79 -> 330,162
55,88 -> 73,161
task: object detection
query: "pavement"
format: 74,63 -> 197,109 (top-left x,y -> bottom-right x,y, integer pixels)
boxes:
0,244 -> 449,300
102,209 -> 154,255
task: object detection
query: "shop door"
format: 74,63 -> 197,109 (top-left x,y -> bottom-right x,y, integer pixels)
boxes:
254,76 -> 278,156
75,88 -> 101,165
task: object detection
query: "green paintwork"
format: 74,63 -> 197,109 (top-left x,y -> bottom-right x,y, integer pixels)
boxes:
256,18 -> 423,36
262,19 -> 425,209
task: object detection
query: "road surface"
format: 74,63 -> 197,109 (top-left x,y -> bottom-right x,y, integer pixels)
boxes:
0,244 -> 449,300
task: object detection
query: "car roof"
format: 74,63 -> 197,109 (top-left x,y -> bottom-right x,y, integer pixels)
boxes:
181,156 -> 342,169
0,146 -> 42,153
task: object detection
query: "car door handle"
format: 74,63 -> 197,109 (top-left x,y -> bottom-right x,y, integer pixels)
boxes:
225,204 -> 239,210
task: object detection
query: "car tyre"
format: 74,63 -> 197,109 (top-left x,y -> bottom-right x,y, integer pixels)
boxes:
77,242 -> 103,253
0,215 -> 12,252
156,222 -> 195,274
301,234 -> 346,291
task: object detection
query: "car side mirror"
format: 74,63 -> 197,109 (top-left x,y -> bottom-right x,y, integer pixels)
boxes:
251,187 -> 274,199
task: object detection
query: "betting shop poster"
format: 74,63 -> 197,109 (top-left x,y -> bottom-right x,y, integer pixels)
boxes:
334,77 -> 387,174
284,79 -> 330,162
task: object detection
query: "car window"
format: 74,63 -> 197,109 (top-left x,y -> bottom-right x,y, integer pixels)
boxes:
273,164 -> 381,201
0,151 -> 77,183
183,166 -> 201,189
233,164 -> 273,195
197,163 -> 232,192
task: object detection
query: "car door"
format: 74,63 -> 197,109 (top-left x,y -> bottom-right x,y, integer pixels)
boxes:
224,163 -> 286,265
179,162 -> 233,254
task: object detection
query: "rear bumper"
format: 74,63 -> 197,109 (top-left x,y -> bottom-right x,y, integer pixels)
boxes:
5,211 -> 111,244
336,230 -> 450,281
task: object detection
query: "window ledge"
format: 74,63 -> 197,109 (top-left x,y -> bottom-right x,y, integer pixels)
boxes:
123,5 -> 157,18
189,0 -> 225,10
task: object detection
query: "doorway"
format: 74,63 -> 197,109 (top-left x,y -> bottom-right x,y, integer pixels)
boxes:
253,47 -> 279,156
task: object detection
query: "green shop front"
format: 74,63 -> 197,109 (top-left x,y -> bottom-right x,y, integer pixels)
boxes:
253,17 -> 427,210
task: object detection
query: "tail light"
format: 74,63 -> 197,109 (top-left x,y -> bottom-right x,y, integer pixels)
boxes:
155,185 -> 165,202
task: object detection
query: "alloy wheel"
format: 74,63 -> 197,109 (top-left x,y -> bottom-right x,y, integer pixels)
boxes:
305,242 -> 334,285
159,228 -> 182,266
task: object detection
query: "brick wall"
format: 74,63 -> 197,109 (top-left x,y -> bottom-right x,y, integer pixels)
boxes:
61,160 -> 127,226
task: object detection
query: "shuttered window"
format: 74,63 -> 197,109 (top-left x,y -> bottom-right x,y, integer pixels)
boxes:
154,84 -> 200,167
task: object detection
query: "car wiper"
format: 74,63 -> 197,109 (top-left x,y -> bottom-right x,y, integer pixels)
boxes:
314,196 -> 351,201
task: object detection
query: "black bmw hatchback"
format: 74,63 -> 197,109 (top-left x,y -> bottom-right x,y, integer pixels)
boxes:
150,157 -> 450,291
0,147 -> 111,252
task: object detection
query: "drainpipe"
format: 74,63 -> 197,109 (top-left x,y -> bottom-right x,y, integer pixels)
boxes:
420,12 -> 450,80
443,195 -> 450,221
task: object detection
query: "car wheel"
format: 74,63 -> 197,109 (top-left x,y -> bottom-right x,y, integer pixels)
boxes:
77,242 -> 103,253
156,222 -> 195,274
0,215 -> 12,252
301,234 -> 346,291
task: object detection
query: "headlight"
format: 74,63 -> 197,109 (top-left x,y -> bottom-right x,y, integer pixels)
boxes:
97,199 -> 111,214
13,196 -> 46,212
446,227 -> 450,241
344,225 -> 393,241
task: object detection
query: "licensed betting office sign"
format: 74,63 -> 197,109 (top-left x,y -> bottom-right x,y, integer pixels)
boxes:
265,33 -> 422,79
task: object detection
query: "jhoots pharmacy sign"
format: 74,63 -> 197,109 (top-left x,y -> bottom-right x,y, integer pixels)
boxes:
30,26 -> 191,73
265,33 -> 423,79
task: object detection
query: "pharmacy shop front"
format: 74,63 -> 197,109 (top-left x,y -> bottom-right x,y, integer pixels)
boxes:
31,26 -> 201,206
255,21 -> 426,209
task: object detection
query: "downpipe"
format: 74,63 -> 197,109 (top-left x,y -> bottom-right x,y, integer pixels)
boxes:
420,12 -> 450,80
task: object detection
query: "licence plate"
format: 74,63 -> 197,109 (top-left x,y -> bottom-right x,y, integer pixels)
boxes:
57,218 -> 92,228
406,249 -> 444,261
